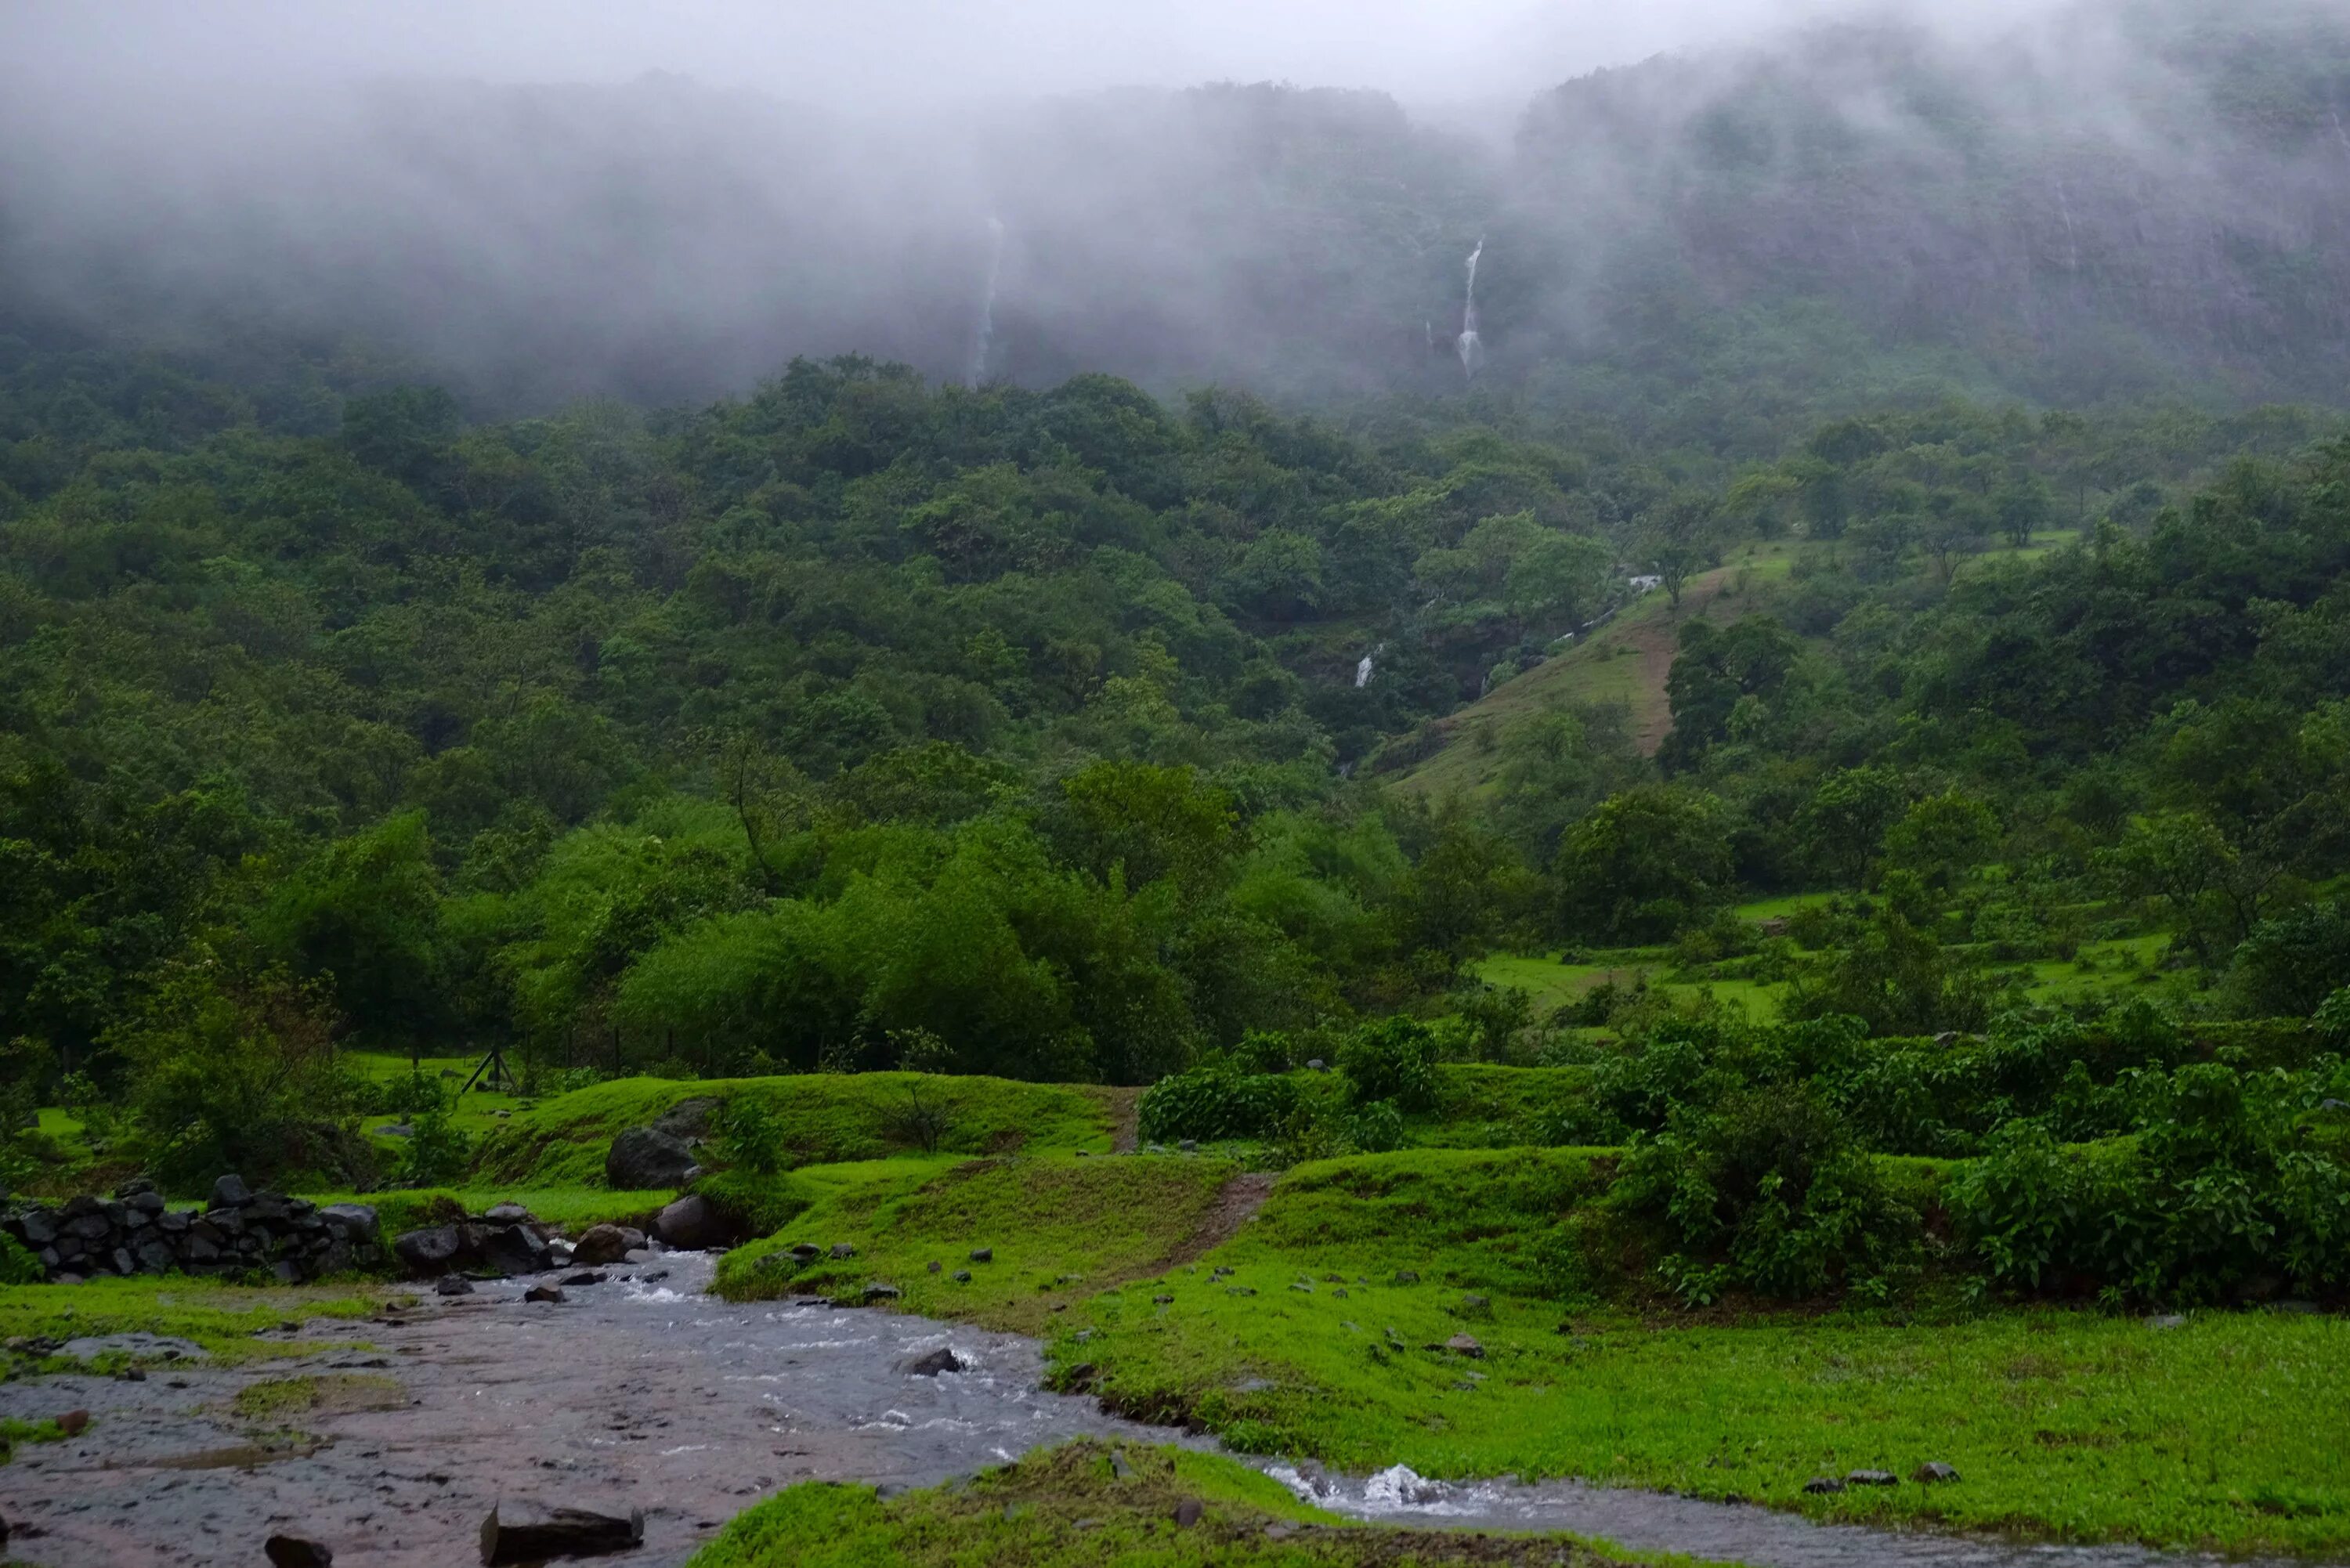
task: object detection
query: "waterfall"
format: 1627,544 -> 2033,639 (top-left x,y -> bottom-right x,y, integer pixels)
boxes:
2334,107 -> 2350,161
1355,651 -> 1376,688
966,217 -> 1006,389
1455,238 -> 1484,379
2054,183 -> 2080,273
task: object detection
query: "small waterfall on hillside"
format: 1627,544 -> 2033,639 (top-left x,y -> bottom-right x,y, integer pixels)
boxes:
1455,238 -> 1485,379
2054,183 -> 2081,273
967,217 -> 1006,388
1355,650 -> 1376,688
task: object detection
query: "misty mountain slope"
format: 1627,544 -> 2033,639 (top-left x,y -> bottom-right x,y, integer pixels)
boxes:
4,0 -> 2345,445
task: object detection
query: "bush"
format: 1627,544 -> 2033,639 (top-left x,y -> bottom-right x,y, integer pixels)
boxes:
0,1232 -> 43,1284
1347,1099 -> 1406,1154
378,1069 -> 450,1119
1611,1085 -> 1917,1304
1950,1060 -> 2350,1304
714,1097 -> 787,1174
396,1107 -> 472,1187
1337,1017 -> 1438,1111
1137,1064 -> 1301,1143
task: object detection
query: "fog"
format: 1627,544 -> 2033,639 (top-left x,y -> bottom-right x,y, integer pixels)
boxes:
2,0 -> 2344,416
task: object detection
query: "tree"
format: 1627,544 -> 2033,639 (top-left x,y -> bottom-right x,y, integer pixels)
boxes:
258,811 -> 447,1051
1798,768 -> 1905,889
1884,790 -> 2000,890
1637,490 -> 1722,609
1556,787 -> 1732,941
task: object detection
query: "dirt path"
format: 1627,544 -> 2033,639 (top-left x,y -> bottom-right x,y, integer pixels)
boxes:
1162,1171 -> 1276,1269
1622,569 -> 1736,755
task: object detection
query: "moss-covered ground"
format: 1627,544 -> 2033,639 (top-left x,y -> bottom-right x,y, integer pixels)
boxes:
715,1154 -> 1242,1333
473,1071 -> 1121,1186
0,1275 -> 389,1370
687,1439 -> 1679,1568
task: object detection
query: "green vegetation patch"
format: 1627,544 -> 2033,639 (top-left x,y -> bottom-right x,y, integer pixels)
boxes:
0,1276 -> 383,1367
231,1372 -> 405,1419
716,1154 -> 1242,1333
1044,1152 -> 2350,1556
687,1438 -> 1661,1568
472,1073 -> 1119,1187
297,1185 -> 674,1237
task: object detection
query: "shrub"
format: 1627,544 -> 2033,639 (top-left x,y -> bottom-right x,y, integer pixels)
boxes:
396,1107 -> 472,1187
1347,1099 -> 1405,1154
1337,1017 -> 1438,1111
714,1097 -> 788,1174
1611,1085 -> 1916,1304
0,1233 -> 43,1284
1137,1064 -> 1300,1143
378,1069 -> 450,1119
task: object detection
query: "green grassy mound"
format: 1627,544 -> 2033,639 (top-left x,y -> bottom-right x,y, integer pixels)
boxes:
686,1439 -> 1663,1568
471,1072 -> 1123,1187
1027,1150 -> 2350,1557
715,1154 -> 1242,1334
0,1276 -> 386,1369
296,1185 -> 676,1237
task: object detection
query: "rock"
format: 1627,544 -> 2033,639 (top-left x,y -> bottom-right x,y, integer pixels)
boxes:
1111,1449 -> 1134,1479
862,1282 -> 902,1302
653,1194 -> 718,1250
1307,1059 -> 1327,1071
434,1277 -> 475,1297
1444,1333 -> 1484,1358
114,1176 -> 156,1199
653,1097 -> 720,1139
927,1260 -> 942,1274
830,1242 -> 857,1260
1152,1294 -> 1173,1304
374,1124 -> 414,1139
392,1225 -> 463,1277
952,1270 -> 972,1283
788,1243 -> 822,1263
126,1190 -> 165,1216
2148,1313 -> 2188,1330
318,1205 -> 379,1243
208,1173 -> 251,1209
16,1210 -> 56,1247
1391,1270 -> 1419,1284
59,1408 -> 90,1436
605,1126 -> 700,1190
475,1223 -> 551,1277
1178,1140 -> 1198,1152
1912,1461 -> 1960,1483
482,1201 -> 537,1226
58,1332 -> 206,1362
570,1225 -> 631,1266
623,1248 -> 655,1265
562,1271 -> 609,1287
1457,1293 -> 1491,1316
1173,1498 -> 1204,1527
479,1505 -> 643,1566
1802,1476 -> 1845,1494
969,1247 -> 993,1263
522,1284 -> 566,1304
1846,1469 -> 1898,1487
898,1347 -> 964,1376
264,1536 -> 334,1567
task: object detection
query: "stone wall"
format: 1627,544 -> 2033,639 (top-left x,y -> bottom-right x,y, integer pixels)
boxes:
1,1175 -> 383,1284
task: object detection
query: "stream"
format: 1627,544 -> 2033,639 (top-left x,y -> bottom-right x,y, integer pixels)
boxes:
0,1255 -> 2309,1567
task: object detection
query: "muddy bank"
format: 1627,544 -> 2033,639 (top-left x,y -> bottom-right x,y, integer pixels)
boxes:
0,1256 -> 2303,1568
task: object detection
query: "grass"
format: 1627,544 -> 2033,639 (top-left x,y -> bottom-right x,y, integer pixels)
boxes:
0,1274 -> 389,1368
293,1184 -> 677,1236
473,1071 -> 1122,1187
715,1154 -> 1242,1334
686,1438 -> 1675,1568
231,1372 -> 405,1419
1,1416 -> 74,1463
1014,1148 -> 2350,1557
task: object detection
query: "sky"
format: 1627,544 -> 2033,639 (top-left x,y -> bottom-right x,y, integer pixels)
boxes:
2,0 -> 2059,110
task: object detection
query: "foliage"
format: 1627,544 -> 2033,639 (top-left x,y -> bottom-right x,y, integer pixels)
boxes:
1336,1017 -> 1438,1112
393,1107 -> 472,1187
1137,1062 -> 1302,1144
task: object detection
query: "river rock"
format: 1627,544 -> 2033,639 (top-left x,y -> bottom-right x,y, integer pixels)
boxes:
562,1271 -> 608,1287
1802,1476 -> 1844,1494
435,1277 -> 475,1296
653,1097 -> 719,1138
898,1346 -> 964,1376
392,1225 -> 464,1276
1846,1469 -> 1897,1487
479,1505 -> 642,1566
570,1225 -> 631,1266
264,1534 -> 334,1567
1912,1461 -> 1960,1483
472,1223 -> 551,1277
653,1194 -> 718,1249
482,1201 -> 537,1227
862,1282 -> 902,1302
522,1284 -> 565,1304
605,1126 -> 700,1190
318,1205 -> 380,1244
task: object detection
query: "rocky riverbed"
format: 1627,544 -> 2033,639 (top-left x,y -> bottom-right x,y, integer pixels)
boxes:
0,1255 -> 2308,1568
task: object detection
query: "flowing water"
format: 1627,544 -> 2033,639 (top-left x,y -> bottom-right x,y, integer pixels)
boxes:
1457,238 -> 1485,379
967,217 -> 1007,388
0,1255 -> 2311,1567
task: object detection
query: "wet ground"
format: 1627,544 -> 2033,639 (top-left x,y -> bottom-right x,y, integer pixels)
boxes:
0,1256 -> 2311,1568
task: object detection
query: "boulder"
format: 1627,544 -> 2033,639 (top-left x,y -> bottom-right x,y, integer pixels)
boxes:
862,1282 -> 902,1302
898,1346 -> 964,1376
1912,1461 -> 1960,1484
209,1173 -> 251,1209
472,1224 -> 551,1278
434,1277 -> 476,1297
1443,1333 -> 1484,1358
522,1284 -> 566,1304
653,1194 -> 719,1250
264,1535 -> 334,1567
652,1097 -> 719,1139
482,1202 -> 537,1227
605,1126 -> 700,1190
570,1225 -> 631,1266
318,1205 -> 381,1244
968,1247 -> 993,1263
392,1225 -> 465,1277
